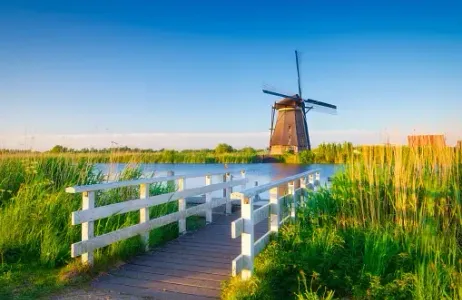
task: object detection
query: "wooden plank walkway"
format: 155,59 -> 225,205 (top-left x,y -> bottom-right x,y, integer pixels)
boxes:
91,208 -> 268,299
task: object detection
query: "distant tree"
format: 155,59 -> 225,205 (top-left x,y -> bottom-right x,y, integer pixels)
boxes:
240,147 -> 257,154
49,145 -> 68,153
215,143 -> 234,154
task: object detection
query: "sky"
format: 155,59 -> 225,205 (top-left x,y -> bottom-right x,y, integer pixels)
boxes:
0,0 -> 461,150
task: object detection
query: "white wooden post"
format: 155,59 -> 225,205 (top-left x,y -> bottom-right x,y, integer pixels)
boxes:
315,171 -> 321,188
288,181 -> 295,220
269,186 -> 280,233
222,173 -> 227,198
300,176 -> 307,207
240,170 -> 246,191
225,173 -> 233,214
254,181 -> 260,202
81,191 -> 95,265
139,184 -> 149,251
205,175 -> 212,223
292,179 -> 300,220
241,195 -> 254,280
308,174 -> 315,190
178,177 -> 186,234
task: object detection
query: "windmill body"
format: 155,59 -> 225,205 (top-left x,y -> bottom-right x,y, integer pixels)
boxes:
263,51 -> 338,155
269,97 -> 309,154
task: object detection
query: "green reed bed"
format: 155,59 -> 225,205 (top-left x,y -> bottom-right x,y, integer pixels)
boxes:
223,146 -> 461,299
0,155 -> 183,299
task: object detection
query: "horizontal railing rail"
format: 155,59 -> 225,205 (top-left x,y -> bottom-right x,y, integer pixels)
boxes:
230,169 -> 320,279
67,170 -> 247,266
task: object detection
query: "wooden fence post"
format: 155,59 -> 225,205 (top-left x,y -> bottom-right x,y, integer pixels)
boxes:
241,195 -> 254,280
81,191 -> 95,265
205,175 -> 212,223
225,173 -> 233,214
269,186 -> 280,234
292,179 -> 300,220
139,184 -> 150,251
300,176 -> 307,207
315,171 -> 321,187
240,170 -> 246,191
308,174 -> 315,190
178,177 -> 186,234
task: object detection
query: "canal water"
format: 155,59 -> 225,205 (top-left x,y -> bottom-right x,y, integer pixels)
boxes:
94,163 -> 341,198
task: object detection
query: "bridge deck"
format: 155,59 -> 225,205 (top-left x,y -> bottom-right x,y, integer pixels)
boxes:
91,208 -> 268,299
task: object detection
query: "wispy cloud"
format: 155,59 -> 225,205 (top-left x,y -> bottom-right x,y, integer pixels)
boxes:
0,129 -> 460,151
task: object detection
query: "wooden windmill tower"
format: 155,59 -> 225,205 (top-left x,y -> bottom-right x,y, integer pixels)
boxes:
263,51 -> 337,155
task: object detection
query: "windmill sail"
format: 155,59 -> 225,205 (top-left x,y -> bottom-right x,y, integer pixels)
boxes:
262,50 -> 337,153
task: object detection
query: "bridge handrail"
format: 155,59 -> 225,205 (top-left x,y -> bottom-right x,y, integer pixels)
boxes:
66,170 -> 247,266
230,168 -> 321,199
230,169 -> 320,280
66,171 -> 235,193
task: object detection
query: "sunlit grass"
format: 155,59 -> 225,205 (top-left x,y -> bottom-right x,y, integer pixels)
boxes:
0,154 -> 186,299
222,146 -> 462,299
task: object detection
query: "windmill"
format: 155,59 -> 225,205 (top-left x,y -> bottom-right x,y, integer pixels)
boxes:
263,50 -> 337,155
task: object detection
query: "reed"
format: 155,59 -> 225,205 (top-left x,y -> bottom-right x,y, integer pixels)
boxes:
0,155 -> 181,299
222,145 -> 462,299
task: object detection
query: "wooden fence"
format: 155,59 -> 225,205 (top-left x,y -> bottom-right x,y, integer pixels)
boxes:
230,169 -> 320,279
66,170 -> 248,266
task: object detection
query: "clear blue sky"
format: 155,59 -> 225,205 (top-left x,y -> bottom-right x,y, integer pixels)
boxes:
1,0 -> 461,149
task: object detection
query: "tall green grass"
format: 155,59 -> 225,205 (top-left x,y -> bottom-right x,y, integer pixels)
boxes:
0,155 -> 182,299
222,146 -> 462,299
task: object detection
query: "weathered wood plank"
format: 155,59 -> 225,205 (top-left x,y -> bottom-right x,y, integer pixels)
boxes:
72,179 -> 247,225
95,275 -> 220,298
143,251 -> 229,264
110,269 -> 222,289
122,263 -> 228,282
129,259 -> 230,276
162,241 -> 240,256
176,237 -> 241,248
150,246 -> 236,260
92,282 -> 214,300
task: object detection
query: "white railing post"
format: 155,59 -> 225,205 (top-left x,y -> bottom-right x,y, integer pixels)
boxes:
205,175 -> 212,223
308,173 -> 315,190
139,183 -> 150,251
315,171 -> 321,187
300,176 -> 307,207
269,186 -> 280,234
292,179 -> 300,220
240,170 -> 246,191
225,173 -> 233,214
81,191 -> 95,265
222,173 -> 227,198
254,181 -> 260,202
287,181 -> 294,220
241,195 -> 254,280
178,177 -> 186,234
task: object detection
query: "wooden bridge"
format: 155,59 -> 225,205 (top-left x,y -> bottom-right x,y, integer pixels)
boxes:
66,169 -> 321,299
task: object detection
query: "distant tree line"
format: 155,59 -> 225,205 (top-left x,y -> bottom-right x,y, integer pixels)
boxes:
43,143 -> 264,155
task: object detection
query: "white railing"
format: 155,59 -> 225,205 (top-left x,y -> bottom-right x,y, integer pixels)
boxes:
66,170 -> 248,266
230,169 -> 320,279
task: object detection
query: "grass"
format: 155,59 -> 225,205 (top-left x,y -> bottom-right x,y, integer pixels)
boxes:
222,146 -> 462,299
0,155 -> 201,299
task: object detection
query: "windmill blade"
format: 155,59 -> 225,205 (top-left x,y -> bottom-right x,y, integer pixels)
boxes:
305,98 -> 337,110
262,89 -> 299,100
304,100 -> 337,115
295,50 -> 302,99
